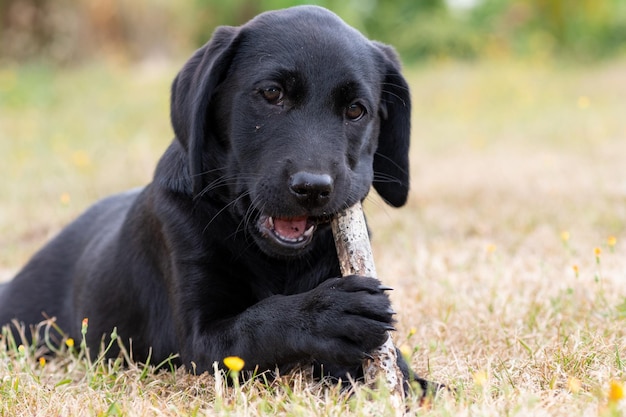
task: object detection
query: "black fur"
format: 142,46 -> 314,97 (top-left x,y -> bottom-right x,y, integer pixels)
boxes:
0,6 -> 419,388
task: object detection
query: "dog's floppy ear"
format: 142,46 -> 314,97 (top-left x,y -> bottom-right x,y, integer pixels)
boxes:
373,42 -> 411,208
170,26 -> 239,196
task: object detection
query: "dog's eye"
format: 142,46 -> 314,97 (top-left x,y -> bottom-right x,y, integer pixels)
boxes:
260,87 -> 284,104
345,102 -> 366,121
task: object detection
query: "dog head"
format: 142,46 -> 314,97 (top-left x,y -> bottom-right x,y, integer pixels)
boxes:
169,6 -> 411,257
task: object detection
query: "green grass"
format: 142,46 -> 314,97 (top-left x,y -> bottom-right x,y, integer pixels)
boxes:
1,58 -> 626,415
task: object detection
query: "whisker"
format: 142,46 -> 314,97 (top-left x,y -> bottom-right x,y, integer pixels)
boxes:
381,89 -> 407,107
233,195 -> 264,240
373,151 -> 409,176
373,172 -> 403,185
201,192 -> 249,235
363,193 -> 393,222
195,173 -> 261,200
189,165 -> 229,184
381,80 -> 410,92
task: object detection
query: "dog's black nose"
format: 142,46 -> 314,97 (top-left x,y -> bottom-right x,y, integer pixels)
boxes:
289,172 -> 333,207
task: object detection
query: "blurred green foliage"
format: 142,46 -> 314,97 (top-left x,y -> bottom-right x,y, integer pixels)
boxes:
1,0 -> 625,64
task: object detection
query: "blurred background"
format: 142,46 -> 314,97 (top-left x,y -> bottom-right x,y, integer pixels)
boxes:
1,0 -> 626,269
1,0 -> 625,65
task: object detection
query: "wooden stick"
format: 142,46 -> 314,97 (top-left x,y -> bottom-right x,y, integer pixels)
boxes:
331,201 -> 405,409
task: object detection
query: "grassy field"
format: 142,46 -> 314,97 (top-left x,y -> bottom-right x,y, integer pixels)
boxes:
1,58 -> 626,416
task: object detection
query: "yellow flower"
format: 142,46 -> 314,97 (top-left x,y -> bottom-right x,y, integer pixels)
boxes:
561,231 -> 570,242
81,318 -> 89,331
594,247 -> 602,257
608,379 -> 624,404
472,370 -> 488,386
608,236 -> 617,247
65,338 -> 75,348
577,96 -> 590,109
71,150 -> 91,168
399,343 -> 412,361
486,244 -> 497,254
408,327 -> 417,337
223,356 -> 245,372
60,192 -> 71,206
39,357 -> 46,367
567,377 -> 581,394
572,264 -> 579,277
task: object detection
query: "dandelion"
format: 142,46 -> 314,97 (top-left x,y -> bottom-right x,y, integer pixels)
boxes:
65,338 -> 75,348
39,357 -> 46,367
472,370 -> 488,386
608,379 -> 624,404
71,150 -> 91,168
79,317 -> 89,351
561,231 -> 572,252
567,377 -> 581,394
577,96 -> 590,109
408,327 -> 417,338
60,192 -> 71,206
486,244 -> 497,254
399,343 -> 412,361
223,356 -> 245,392
608,236 -> 617,253
572,264 -> 579,278
223,356 -> 245,372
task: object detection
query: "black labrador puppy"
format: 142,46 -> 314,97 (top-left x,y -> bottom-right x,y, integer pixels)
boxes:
0,5 -> 420,389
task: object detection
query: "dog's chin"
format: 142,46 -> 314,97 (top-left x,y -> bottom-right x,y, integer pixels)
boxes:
252,213 -> 332,258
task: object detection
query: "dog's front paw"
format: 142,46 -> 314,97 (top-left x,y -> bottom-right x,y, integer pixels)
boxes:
299,275 -> 395,366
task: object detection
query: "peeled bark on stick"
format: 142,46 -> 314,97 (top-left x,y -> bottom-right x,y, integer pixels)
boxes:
331,201 -> 405,406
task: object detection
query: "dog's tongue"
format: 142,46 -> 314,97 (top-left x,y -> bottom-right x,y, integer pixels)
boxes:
273,216 -> 308,239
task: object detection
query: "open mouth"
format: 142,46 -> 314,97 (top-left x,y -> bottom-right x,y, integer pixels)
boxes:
256,214 -> 331,249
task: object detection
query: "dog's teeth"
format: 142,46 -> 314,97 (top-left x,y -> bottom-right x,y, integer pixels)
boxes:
264,216 -> 314,245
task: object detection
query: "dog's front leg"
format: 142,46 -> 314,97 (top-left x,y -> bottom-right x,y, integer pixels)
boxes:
177,275 -> 394,377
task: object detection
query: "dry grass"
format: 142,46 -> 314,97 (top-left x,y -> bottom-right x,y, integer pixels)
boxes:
1,59 -> 626,416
